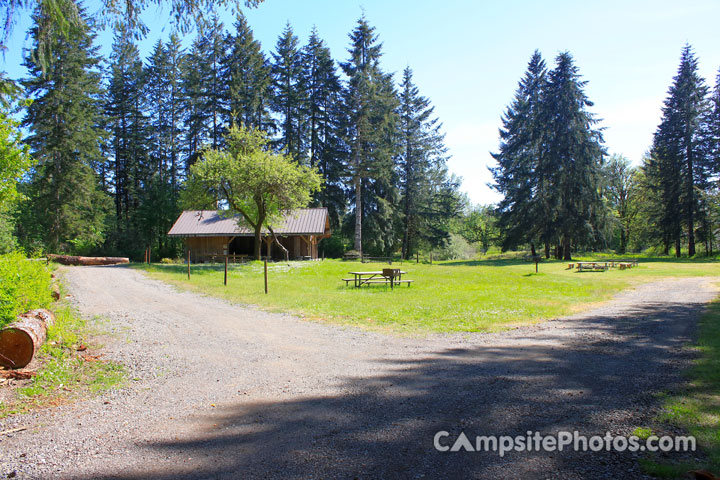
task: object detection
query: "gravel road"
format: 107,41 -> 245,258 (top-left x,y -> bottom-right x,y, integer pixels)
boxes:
0,266 -> 717,479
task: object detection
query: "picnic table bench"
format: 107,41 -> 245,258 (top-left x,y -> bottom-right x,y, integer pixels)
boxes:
606,259 -> 639,268
343,269 -> 413,288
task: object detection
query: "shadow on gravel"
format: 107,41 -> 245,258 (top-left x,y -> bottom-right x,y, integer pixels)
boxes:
85,300 -> 705,479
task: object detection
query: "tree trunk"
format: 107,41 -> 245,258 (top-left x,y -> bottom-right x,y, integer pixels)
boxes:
354,176 -> 362,253
254,223 -> 263,260
0,309 -> 55,369
562,234 -> 572,260
675,235 -> 681,258
687,140 -> 695,257
47,255 -> 129,266
544,242 -> 550,259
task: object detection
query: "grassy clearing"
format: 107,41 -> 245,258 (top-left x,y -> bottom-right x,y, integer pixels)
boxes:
639,295 -> 720,477
136,256 -> 720,334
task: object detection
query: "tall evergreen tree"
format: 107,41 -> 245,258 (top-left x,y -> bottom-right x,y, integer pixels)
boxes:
144,34 -> 186,256
490,51 -> 550,255
341,16 -> 399,254
20,2 -> 110,253
539,51 -> 604,260
270,23 -> 306,159
223,13 -> 272,131
105,28 -> 151,253
184,15 -> 227,165
397,67 -> 458,258
650,45 -> 710,256
303,28 -> 344,226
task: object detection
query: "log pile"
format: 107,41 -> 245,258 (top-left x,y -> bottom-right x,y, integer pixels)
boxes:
48,254 -> 129,266
0,309 -> 55,369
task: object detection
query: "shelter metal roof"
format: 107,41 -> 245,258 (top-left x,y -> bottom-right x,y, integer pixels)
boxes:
167,208 -> 329,237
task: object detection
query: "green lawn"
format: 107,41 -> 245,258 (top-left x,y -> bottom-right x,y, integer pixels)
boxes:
136,256 -> 720,334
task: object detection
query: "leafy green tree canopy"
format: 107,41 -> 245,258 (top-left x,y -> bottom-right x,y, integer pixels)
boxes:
186,124 -> 322,259
0,91 -> 32,209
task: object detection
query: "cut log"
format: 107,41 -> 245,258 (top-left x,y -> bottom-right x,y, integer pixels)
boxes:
47,254 -> 129,266
51,283 -> 61,300
0,309 -> 55,369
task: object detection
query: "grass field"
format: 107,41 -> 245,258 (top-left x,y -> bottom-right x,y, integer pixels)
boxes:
136,255 -> 720,334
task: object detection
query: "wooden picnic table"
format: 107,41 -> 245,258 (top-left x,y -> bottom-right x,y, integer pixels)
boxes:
344,269 -> 413,288
575,261 -> 609,272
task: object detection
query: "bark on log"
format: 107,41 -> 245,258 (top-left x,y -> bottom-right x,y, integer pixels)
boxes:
47,254 -> 129,266
0,309 -> 55,369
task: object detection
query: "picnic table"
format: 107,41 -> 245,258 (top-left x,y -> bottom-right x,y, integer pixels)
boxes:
343,269 -> 413,288
575,261 -> 609,272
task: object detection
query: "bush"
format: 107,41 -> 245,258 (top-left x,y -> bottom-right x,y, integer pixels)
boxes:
433,234 -> 477,261
318,231 -> 347,258
0,252 -> 53,328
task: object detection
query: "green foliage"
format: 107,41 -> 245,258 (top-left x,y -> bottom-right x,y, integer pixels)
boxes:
318,230 -> 347,258
341,16 -> 401,255
0,252 -> 53,328
432,233 -> 476,261
397,67 -> 461,258
603,155 -> 639,253
270,23 -> 306,159
491,50 -> 605,260
648,45 -> 711,257
460,204 -> 499,252
19,1 -> 111,254
223,13 -> 272,132
0,94 -> 32,210
303,28 -> 344,227
187,124 -> 322,258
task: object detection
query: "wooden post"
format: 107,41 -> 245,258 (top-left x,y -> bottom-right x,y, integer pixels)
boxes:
187,250 -> 191,280
264,259 -> 268,294
224,256 -> 228,286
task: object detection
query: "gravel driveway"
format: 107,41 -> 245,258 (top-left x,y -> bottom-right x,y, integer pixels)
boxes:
0,266 -> 717,479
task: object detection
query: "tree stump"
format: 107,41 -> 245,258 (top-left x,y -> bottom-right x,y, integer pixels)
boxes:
0,309 -> 55,369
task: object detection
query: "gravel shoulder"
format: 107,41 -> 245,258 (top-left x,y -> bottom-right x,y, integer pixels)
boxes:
0,266 -> 717,479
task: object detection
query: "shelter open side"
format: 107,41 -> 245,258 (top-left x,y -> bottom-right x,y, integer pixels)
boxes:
167,208 -> 331,262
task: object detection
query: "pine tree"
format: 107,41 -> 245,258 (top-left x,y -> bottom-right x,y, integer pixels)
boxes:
20,2 -> 110,253
650,45 -> 710,256
490,50 -> 549,255
341,16 -> 399,254
303,28 -> 344,226
105,28 -> 151,253
144,34 -> 186,257
223,13 -> 272,131
397,67 -> 458,258
270,23 -> 306,159
539,52 -> 604,260
184,15 -> 227,166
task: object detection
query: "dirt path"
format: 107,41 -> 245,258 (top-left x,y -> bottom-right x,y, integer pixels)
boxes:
0,266 -> 717,479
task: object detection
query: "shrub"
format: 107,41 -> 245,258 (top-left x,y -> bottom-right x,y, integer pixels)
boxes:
433,234 -> 476,261
0,252 -> 53,328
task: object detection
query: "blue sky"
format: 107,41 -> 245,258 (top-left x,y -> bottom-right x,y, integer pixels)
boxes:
4,0 -> 720,205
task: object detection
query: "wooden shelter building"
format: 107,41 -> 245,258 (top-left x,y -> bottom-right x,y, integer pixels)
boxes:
168,208 -> 331,262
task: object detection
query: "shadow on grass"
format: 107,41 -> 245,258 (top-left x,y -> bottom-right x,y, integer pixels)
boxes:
80,296 -> 710,479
